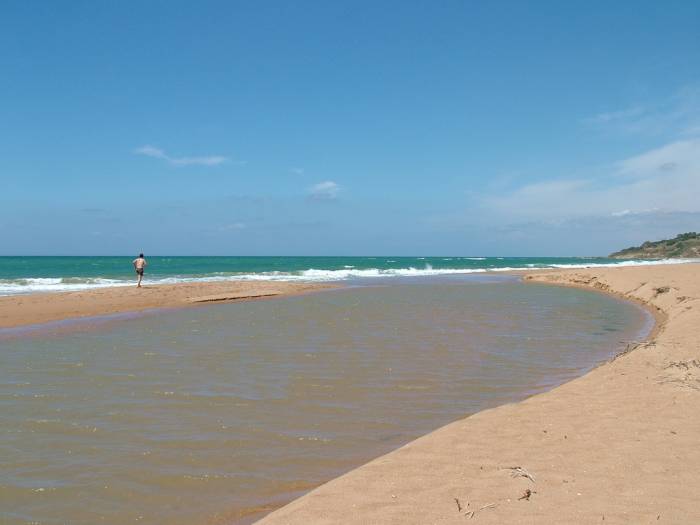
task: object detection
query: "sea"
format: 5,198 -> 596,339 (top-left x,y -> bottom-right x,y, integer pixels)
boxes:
0,255 -> 694,295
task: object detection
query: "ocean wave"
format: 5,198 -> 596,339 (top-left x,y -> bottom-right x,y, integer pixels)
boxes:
1,258 -> 697,295
298,267 -> 489,280
545,258 -> 699,269
0,277 -> 125,295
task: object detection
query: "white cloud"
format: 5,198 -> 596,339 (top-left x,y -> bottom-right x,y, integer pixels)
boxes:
424,87 -> 700,253
583,106 -> 645,124
682,124 -> 700,136
134,145 -> 229,166
480,138 -> 700,220
616,138 -> 700,178
308,181 -> 341,200
171,155 -> 228,166
582,84 -> 700,137
611,208 -> 662,218
218,222 -> 246,231
134,145 -> 168,160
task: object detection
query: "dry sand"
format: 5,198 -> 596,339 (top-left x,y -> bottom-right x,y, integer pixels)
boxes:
0,281 -> 333,329
257,263 -> 700,524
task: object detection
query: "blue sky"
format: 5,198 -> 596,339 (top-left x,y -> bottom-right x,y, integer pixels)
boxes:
1,1 -> 699,255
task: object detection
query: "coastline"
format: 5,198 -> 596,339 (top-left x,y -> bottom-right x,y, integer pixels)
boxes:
256,263 -> 700,524
4,264 -> 699,522
0,281 -> 334,329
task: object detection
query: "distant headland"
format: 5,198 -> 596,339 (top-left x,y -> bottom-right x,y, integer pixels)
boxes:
609,232 -> 700,259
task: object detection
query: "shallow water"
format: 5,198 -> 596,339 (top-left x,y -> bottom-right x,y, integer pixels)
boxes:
0,276 -> 650,524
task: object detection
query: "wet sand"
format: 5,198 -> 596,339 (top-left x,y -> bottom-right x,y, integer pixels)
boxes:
0,281 -> 333,328
257,263 -> 700,524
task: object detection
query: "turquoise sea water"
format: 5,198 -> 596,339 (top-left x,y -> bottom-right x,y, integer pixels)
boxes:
0,255 -> 693,295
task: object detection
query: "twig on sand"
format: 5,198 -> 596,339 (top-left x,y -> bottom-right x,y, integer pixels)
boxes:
666,359 -> 700,370
518,489 -> 536,501
503,466 -> 535,483
455,498 -> 462,512
465,503 -> 497,519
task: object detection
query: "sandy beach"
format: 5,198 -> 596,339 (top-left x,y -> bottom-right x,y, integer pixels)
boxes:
3,263 -> 699,523
0,271 -> 651,525
0,281 -> 333,329
255,263 -> 700,524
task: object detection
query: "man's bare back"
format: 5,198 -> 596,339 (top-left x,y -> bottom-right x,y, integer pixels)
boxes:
132,253 -> 147,287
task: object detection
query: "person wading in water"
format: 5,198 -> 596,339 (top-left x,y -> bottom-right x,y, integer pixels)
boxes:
132,253 -> 147,288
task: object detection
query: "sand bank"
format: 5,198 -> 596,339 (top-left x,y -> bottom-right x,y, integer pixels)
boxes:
257,263 -> 700,524
0,281 -> 333,329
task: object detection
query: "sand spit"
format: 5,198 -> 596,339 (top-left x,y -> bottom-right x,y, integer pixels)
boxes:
257,263 -> 700,524
0,281 -> 333,329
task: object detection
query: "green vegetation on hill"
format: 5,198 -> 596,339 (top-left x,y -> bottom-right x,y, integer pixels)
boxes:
609,232 -> 700,259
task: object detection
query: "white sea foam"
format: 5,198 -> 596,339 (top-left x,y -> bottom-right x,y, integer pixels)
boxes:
0,277 -> 125,295
546,258 -> 699,269
1,258 -> 697,296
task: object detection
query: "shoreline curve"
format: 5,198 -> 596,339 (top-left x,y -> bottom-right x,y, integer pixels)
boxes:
255,263 -> 700,524
0,281 -> 335,329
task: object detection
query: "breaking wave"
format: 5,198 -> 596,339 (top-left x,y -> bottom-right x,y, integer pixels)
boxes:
0,258 -> 697,296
